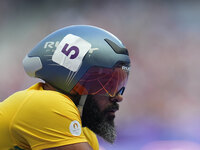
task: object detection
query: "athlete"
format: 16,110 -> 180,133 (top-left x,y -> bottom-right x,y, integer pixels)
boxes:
0,25 -> 131,150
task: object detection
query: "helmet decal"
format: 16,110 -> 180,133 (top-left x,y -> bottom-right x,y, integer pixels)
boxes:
52,34 -> 91,72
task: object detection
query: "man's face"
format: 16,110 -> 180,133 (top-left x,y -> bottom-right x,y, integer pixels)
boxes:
82,94 -> 123,143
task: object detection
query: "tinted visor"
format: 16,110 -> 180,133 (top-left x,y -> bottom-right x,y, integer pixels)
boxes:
71,66 -> 129,96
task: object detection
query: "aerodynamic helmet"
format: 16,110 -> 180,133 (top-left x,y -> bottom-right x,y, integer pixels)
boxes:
23,25 -> 131,97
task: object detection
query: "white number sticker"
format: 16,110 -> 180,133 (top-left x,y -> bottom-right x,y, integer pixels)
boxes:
52,34 -> 91,72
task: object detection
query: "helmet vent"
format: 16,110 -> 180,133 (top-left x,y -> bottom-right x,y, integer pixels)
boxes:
104,38 -> 129,55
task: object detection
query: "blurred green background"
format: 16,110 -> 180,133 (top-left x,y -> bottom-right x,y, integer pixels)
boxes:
1,0 -> 200,149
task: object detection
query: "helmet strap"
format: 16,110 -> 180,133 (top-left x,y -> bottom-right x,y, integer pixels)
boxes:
78,95 -> 87,116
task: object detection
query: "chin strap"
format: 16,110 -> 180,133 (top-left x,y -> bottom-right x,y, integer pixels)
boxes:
77,95 -> 87,117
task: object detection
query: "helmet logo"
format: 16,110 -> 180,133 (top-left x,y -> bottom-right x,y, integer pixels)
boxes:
122,66 -> 130,72
61,43 -> 79,59
44,41 -> 60,49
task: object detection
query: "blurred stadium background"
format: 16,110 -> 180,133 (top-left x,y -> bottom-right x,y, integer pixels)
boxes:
1,0 -> 200,149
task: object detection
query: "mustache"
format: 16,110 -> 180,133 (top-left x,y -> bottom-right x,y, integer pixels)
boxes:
104,102 -> 119,113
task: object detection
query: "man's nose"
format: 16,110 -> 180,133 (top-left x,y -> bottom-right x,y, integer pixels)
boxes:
109,94 -> 123,103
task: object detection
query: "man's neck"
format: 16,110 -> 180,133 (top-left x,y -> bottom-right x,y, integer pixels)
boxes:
42,82 -> 81,106
42,83 -> 57,91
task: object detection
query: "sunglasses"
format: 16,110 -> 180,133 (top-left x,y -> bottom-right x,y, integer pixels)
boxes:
71,66 -> 129,97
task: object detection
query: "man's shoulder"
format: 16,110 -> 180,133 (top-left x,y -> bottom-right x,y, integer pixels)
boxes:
21,83 -> 75,106
24,89 -> 78,112
8,86 -> 79,118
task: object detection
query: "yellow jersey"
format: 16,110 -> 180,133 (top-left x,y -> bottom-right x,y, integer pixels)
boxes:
0,83 -> 99,150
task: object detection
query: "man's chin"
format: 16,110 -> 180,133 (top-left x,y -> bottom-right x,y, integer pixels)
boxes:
84,115 -> 117,144
93,120 -> 117,144
81,95 -> 117,143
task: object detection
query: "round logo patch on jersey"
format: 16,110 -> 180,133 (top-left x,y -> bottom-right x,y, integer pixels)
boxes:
69,120 -> 81,136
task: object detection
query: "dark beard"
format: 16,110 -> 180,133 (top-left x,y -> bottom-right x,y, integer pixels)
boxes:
81,95 -> 119,144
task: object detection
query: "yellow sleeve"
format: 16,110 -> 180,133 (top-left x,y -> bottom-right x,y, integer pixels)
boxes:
83,127 -> 99,150
11,90 -> 88,150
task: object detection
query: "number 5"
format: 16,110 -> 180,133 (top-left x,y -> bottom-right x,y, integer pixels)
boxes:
61,43 -> 79,59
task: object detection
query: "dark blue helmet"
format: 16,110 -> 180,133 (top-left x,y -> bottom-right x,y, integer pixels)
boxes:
23,25 -> 131,96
